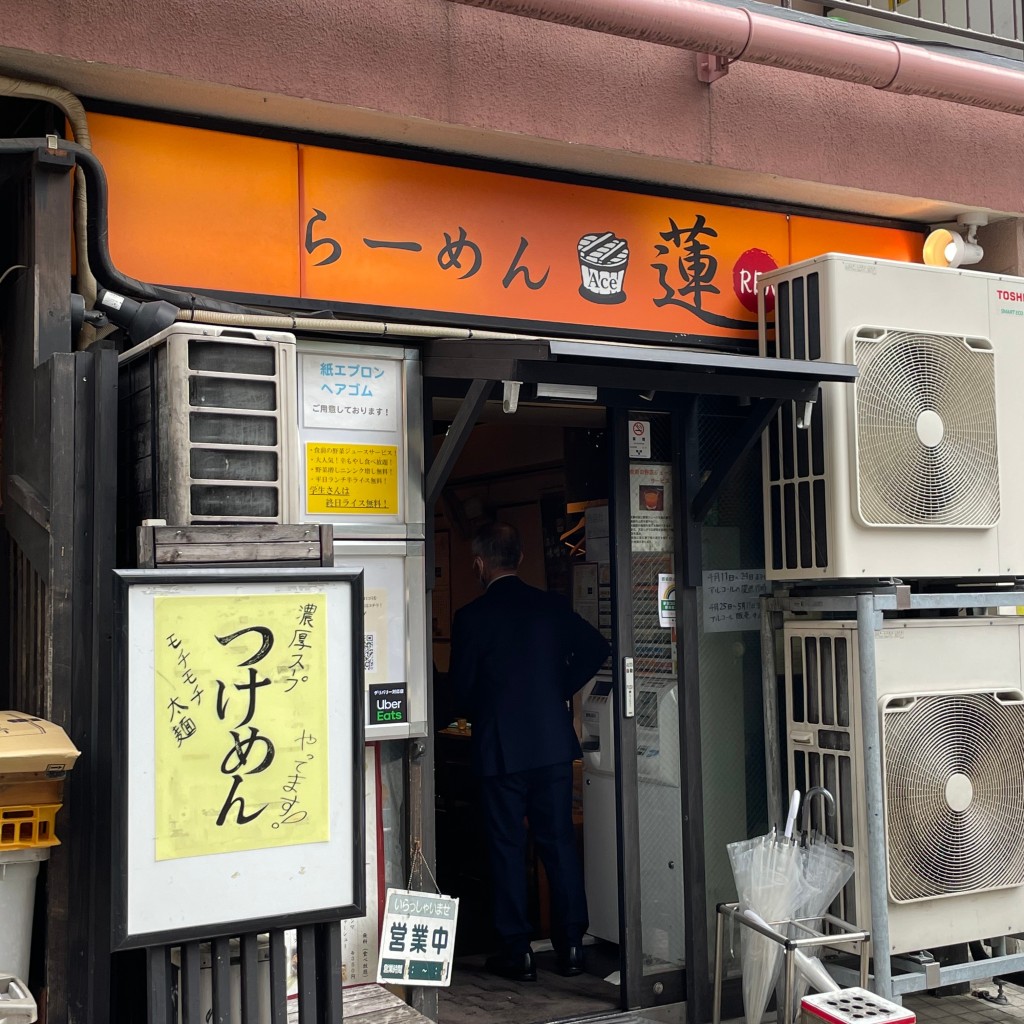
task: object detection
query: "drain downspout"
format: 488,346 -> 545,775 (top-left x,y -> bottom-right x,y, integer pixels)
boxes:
444,0 -> 1024,116
0,77 -> 98,344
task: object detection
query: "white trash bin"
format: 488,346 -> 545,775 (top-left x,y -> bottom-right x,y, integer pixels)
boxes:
0,849 -> 48,986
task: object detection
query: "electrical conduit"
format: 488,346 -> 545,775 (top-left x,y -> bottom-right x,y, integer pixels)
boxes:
0,78 -> 97,324
0,137 -> 572,344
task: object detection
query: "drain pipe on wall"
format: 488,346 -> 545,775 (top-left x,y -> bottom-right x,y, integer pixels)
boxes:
0,78 -> 98,339
444,0 -> 1024,116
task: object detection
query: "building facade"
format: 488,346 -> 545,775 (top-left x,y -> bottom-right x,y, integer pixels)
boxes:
2,1 -> 1024,1022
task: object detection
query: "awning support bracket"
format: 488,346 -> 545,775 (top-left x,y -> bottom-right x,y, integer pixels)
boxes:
691,395 -> 783,523
426,378 -> 493,509
798,394 -> 817,430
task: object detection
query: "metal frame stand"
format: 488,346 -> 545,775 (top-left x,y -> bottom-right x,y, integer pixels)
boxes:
760,586 -> 1024,1000
712,903 -> 870,1024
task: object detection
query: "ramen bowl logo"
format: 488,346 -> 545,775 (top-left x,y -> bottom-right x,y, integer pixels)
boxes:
578,231 -> 629,304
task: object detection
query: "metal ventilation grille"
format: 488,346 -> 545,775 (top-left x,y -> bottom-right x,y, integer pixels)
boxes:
854,330 -> 999,528
787,631 -> 858,923
882,690 -> 1024,902
186,339 -> 286,521
765,272 -> 828,571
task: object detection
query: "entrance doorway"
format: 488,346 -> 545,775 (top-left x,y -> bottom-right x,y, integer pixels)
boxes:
428,390 -> 688,1024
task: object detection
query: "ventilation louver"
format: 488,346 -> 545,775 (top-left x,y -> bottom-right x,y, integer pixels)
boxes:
881,689 -> 1024,903
118,325 -> 298,533
854,330 -> 999,528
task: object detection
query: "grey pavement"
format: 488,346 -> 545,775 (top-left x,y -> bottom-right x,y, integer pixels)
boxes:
903,979 -> 1024,1024
285,968 -> 1024,1024
433,967 -> 1024,1024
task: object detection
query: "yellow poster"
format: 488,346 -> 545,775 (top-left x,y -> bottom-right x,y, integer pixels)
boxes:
306,442 -> 399,515
153,593 -> 330,861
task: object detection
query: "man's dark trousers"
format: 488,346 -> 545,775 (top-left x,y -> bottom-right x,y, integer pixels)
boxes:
479,762 -> 587,956
449,574 -> 610,959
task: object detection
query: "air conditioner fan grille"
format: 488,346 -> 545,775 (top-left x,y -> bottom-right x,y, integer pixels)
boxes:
855,331 -> 999,527
883,690 -> 1024,902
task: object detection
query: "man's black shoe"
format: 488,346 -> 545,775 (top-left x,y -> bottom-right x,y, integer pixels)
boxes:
557,945 -> 585,977
485,951 -> 537,982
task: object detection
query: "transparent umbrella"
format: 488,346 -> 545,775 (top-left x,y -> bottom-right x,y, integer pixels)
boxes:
727,796 -> 806,1024
774,788 -> 855,1023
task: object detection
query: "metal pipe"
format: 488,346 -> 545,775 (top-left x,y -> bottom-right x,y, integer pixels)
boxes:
855,592 -> 892,999
0,78 -> 97,319
712,906 -> 725,1024
445,0 -> 1024,117
761,595 -> 783,831
783,943 -> 797,1024
174,306 -> 548,341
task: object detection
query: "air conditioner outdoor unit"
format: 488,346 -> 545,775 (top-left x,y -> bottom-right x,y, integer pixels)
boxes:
758,254 -> 1024,581
784,616 -> 1024,954
118,324 -> 299,531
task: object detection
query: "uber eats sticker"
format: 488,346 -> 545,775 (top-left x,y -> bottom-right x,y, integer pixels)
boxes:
368,683 -> 406,726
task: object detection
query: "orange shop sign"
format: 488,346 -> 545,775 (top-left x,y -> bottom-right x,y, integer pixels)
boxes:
91,114 -> 922,341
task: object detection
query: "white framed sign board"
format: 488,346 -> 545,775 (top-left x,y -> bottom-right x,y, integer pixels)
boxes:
112,568 -> 366,949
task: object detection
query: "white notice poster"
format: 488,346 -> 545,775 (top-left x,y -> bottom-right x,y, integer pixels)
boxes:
302,353 -> 399,431
701,569 -> 769,632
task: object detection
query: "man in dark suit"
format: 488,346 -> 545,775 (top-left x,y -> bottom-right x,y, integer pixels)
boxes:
449,521 -> 611,982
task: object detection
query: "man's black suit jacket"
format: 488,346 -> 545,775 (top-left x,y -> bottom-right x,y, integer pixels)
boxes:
449,575 -> 611,777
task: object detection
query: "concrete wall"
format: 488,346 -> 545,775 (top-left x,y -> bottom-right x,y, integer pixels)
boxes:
2,0 -> 1024,235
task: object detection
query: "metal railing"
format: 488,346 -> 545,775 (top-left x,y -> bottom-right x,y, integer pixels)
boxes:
769,0 -> 1024,57
149,923 -> 343,1023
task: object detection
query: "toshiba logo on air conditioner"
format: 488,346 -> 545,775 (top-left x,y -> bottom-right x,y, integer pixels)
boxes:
757,253 -> 1024,582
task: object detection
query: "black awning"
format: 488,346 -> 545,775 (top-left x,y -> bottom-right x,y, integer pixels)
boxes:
423,335 -> 856,402
423,335 -> 857,520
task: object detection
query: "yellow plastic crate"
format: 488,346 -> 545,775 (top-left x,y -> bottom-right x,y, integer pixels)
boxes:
0,804 -> 61,849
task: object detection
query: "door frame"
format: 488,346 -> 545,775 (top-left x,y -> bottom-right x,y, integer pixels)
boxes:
607,398 -> 708,1015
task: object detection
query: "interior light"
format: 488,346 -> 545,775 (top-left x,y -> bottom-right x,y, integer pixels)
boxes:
536,382 -> 598,402
922,214 -> 987,269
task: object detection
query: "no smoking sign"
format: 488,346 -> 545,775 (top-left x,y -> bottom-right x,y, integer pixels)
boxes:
628,419 -> 651,459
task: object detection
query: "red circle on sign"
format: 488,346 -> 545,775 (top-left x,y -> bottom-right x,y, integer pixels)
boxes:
733,248 -> 778,314
632,422 -> 645,436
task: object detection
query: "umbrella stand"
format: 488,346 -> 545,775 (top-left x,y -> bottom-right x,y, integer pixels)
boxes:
712,904 -> 871,1024
725,788 -> 860,1024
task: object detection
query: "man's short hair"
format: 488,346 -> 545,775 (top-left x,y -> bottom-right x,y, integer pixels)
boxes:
472,521 -> 522,570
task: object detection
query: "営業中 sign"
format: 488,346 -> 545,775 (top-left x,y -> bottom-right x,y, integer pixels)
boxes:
377,888 -> 459,987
